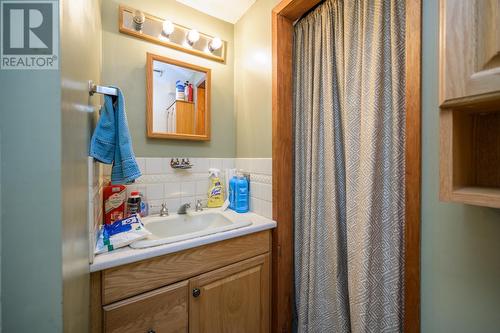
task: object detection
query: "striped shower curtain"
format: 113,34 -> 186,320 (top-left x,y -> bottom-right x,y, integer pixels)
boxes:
293,0 -> 406,332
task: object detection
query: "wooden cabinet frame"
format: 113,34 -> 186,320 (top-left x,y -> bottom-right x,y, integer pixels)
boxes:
271,1 -> 422,332
439,0 -> 500,208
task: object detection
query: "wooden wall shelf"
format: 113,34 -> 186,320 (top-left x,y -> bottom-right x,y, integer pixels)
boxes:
440,108 -> 500,208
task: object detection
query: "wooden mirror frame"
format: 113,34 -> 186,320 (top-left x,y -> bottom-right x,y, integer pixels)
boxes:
146,52 -> 211,141
271,0 -> 422,332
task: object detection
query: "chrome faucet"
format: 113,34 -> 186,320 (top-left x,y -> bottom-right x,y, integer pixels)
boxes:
177,202 -> 191,214
159,203 -> 169,217
195,199 -> 203,212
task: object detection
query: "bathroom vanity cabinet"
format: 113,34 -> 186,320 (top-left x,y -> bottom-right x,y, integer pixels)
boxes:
91,230 -> 271,333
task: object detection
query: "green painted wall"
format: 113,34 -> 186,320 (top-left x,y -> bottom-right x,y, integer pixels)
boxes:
0,4 -> 63,332
234,0 -> 278,158
421,1 -> 500,332
101,0 -> 235,157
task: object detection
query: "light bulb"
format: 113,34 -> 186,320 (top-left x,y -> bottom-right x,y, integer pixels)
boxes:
132,10 -> 145,31
209,37 -> 222,52
187,29 -> 200,45
133,10 -> 145,23
162,20 -> 174,36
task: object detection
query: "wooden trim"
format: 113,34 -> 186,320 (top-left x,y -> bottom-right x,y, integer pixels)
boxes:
119,5 -> 227,63
440,90 -> 500,111
146,52 -> 211,141
101,231 -> 270,304
271,6 -> 295,333
439,108 -> 453,201
272,0 -> 422,332
90,272 -> 103,333
272,0 -> 322,21
404,0 -> 422,332
451,187 -> 500,208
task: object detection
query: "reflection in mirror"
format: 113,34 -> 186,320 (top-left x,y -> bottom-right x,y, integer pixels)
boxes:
147,53 -> 211,140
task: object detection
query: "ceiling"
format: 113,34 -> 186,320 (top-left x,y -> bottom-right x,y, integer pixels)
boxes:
176,0 -> 257,24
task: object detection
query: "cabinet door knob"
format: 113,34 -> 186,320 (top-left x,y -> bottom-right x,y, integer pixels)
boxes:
147,330 -> 156,333
192,288 -> 201,297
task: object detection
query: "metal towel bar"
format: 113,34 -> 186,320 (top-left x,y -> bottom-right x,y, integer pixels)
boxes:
88,80 -> 117,96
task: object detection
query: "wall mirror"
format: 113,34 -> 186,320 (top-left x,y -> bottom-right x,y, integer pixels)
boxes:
147,53 -> 211,141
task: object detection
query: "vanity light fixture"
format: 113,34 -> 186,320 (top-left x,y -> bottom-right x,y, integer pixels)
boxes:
209,37 -> 222,52
132,10 -> 145,31
119,5 -> 227,62
187,29 -> 200,45
162,20 -> 175,37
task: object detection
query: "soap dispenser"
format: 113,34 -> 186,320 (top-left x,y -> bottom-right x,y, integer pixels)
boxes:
234,173 -> 249,213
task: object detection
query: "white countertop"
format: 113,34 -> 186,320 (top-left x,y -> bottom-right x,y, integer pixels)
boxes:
90,210 -> 276,272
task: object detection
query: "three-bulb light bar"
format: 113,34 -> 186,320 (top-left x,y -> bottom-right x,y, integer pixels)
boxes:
133,10 -> 223,54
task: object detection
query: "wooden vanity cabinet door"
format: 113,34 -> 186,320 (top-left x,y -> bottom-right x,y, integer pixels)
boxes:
103,280 -> 188,333
189,254 -> 270,333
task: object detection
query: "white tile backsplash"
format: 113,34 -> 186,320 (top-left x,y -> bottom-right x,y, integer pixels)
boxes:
262,184 -> 272,202
237,158 -> 272,219
180,182 -> 196,197
264,158 -> 272,175
126,184 -> 146,198
145,158 -> 166,174
88,157 -> 273,264
136,157 -> 146,174
148,199 -> 164,214
191,158 -> 209,173
181,196 -> 197,207
196,180 -> 209,195
88,157 -> 108,264
262,200 -> 273,218
235,158 -> 247,171
222,158 -> 235,170
146,183 -> 164,200
117,157 -> 273,218
164,182 -> 181,198
209,158 -> 224,170
165,197 -> 181,212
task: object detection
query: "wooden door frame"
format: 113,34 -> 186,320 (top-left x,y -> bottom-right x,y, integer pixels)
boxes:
271,1 -> 422,332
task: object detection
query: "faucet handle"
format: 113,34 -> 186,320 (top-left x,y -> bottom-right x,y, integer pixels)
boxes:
195,199 -> 203,211
159,203 -> 169,216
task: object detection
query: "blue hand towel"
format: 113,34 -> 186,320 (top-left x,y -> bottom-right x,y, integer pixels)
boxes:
89,87 -> 141,184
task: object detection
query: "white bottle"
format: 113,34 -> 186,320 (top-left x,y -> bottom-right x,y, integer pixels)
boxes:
176,80 -> 185,100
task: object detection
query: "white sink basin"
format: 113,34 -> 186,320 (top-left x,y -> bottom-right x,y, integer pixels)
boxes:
130,211 -> 252,248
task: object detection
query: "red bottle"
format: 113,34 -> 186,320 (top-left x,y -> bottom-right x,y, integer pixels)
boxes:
188,83 -> 194,102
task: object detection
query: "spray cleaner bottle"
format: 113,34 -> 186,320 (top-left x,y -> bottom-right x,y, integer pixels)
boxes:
207,168 -> 224,208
